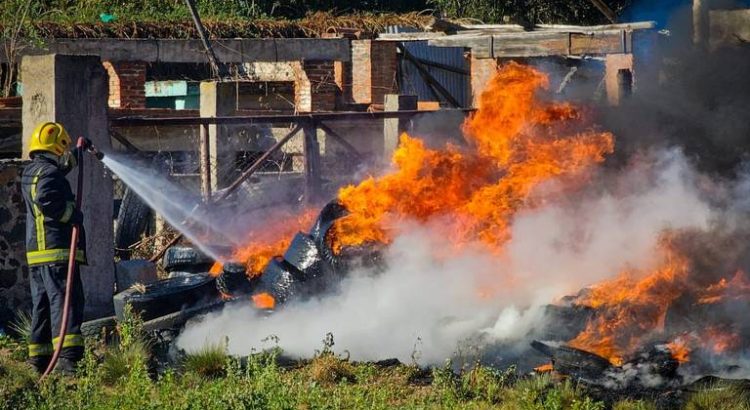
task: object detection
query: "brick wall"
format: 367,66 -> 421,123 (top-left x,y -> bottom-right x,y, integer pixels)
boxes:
294,60 -> 338,112
0,159 -> 29,326
351,40 -> 398,106
469,55 -> 499,108
103,61 -> 147,109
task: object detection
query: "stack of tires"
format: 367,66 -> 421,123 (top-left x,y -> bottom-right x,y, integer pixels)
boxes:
113,247 -> 220,324
254,201 -> 351,305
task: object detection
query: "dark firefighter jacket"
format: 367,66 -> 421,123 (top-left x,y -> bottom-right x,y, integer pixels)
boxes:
21,153 -> 87,266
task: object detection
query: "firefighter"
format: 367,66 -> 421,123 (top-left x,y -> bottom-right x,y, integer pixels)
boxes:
21,122 -> 89,374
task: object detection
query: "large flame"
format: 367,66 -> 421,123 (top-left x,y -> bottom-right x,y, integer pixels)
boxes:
568,236 -> 691,365
329,62 -> 614,253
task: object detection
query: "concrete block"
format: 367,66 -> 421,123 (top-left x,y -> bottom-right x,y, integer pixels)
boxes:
115,260 -> 158,292
383,94 -> 418,160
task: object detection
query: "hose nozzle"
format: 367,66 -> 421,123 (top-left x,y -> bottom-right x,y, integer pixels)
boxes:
76,136 -> 105,160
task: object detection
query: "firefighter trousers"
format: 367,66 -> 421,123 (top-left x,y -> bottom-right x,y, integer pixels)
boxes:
28,263 -> 85,362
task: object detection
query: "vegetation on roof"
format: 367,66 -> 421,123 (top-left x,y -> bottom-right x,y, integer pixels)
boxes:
0,0 -> 636,40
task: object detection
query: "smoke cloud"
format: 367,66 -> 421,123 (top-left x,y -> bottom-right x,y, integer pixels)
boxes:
177,148 -> 717,365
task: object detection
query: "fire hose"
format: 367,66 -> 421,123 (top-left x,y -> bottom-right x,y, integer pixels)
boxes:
41,137 -> 103,379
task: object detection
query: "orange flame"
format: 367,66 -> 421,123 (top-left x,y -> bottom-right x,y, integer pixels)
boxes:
209,210 -> 317,277
568,238 -> 690,365
666,338 -> 690,363
534,363 -> 554,373
252,292 -> 276,309
329,62 -> 614,254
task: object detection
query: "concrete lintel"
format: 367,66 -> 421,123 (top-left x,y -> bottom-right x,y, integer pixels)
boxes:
3,38 -> 351,63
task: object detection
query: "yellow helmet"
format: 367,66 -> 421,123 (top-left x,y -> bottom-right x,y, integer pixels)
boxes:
28,122 -> 72,156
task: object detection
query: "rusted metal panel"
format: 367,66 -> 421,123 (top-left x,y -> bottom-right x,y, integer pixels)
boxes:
388,26 -> 470,107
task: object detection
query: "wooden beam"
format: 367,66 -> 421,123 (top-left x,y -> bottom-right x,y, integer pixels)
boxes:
317,122 -> 364,161
303,121 -> 322,204
430,29 -> 636,58
588,0 -> 617,23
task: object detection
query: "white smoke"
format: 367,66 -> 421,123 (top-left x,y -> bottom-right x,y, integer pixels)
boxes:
177,149 -> 716,364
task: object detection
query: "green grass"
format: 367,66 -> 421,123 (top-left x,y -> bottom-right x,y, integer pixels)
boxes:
182,340 -> 228,379
1,312 -> 748,410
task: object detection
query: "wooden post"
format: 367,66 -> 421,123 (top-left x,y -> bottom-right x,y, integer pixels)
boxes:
303,120 -> 322,204
199,123 -> 211,201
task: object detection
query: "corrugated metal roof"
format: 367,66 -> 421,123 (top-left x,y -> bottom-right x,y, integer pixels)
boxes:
387,26 -> 470,108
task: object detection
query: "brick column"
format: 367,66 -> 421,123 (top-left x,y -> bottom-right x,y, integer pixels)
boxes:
605,53 -> 635,106
351,40 -> 398,106
294,60 -> 337,112
469,54 -> 498,108
103,61 -> 147,108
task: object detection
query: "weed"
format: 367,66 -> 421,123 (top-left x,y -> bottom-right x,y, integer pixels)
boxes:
309,353 -> 355,385
613,399 -> 659,410
8,310 -> 32,342
183,340 -> 228,379
459,363 -> 516,403
100,339 -> 150,386
685,382 -> 750,410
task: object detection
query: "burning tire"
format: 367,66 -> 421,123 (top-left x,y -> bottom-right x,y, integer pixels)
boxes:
114,188 -> 152,260
215,262 -> 252,296
161,246 -> 214,273
113,274 -> 218,322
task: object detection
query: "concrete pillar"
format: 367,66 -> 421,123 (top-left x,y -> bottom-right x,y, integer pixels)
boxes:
605,53 -> 635,106
693,0 -> 709,47
383,94 -> 417,160
21,54 -> 115,319
200,81 -> 235,191
469,54 -> 498,108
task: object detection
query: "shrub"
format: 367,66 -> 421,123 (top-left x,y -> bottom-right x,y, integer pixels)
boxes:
309,353 -> 355,385
183,341 -> 228,379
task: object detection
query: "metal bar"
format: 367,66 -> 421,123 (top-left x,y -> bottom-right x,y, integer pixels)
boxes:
397,43 -> 462,108
149,123 -> 304,262
184,0 -> 226,78
109,129 -> 141,153
587,0 -> 617,23
219,123 -> 303,200
199,123 -> 211,201
109,109 -> 475,127
303,120 -> 322,204
317,122 -> 364,161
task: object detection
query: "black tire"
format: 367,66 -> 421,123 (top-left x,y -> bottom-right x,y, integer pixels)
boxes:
114,188 -> 152,260
215,263 -> 251,296
142,300 -> 226,332
81,316 -> 117,340
114,275 -> 219,322
162,246 -> 214,273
